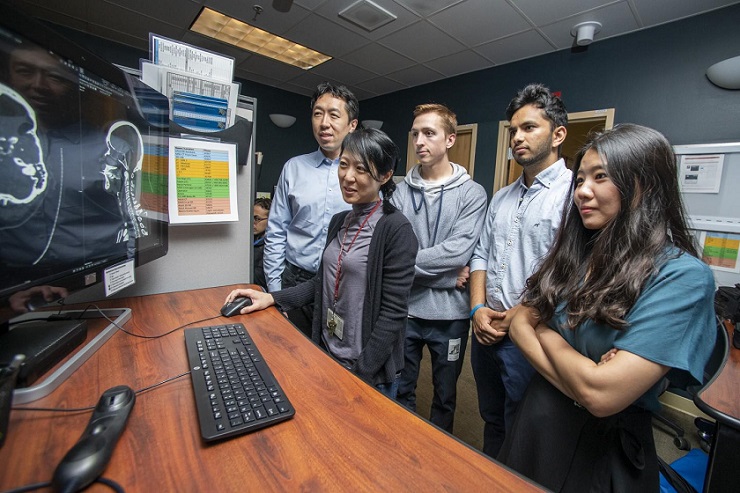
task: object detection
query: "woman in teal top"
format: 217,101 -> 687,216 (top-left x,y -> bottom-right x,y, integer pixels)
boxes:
502,124 -> 716,492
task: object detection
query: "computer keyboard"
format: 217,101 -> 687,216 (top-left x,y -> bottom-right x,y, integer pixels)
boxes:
184,323 -> 295,441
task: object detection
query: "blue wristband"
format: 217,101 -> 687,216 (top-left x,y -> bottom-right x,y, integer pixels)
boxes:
470,303 -> 485,319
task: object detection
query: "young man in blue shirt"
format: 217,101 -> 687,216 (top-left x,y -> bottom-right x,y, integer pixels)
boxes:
469,83 -> 570,457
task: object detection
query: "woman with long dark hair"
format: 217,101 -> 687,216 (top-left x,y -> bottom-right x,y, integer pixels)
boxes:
226,128 -> 418,398
500,124 -> 717,491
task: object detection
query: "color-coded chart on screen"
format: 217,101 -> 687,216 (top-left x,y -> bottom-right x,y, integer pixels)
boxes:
168,137 -> 238,224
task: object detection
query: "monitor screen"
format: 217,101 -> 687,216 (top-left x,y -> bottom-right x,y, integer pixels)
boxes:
0,4 -> 170,327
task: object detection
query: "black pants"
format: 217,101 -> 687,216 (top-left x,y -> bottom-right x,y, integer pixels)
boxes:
396,318 -> 469,433
280,262 -> 315,337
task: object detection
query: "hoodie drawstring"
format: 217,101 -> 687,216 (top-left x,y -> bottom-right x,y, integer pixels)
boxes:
410,184 -> 445,246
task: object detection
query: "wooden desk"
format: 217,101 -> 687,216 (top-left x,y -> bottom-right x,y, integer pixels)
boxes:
0,285 -> 542,492
695,320 -> 740,493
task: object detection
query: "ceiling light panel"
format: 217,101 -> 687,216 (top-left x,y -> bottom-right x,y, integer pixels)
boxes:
191,7 -> 331,70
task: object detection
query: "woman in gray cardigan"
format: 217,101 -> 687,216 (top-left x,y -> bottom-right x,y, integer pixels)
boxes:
226,129 -> 418,397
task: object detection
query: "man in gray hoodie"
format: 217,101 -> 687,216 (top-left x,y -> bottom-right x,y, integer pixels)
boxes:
392,103 -> 487,432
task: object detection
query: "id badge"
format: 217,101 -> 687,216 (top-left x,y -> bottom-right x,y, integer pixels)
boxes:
327,308 -> 344,340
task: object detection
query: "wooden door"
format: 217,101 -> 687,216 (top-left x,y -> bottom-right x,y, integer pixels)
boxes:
406,124 -> 479,178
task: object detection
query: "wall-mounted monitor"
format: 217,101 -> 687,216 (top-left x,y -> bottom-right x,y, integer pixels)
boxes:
0,2 -> 170,396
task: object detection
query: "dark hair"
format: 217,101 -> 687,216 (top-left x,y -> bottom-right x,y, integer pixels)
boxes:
505,83 -> 568,130
413,103 -> 457,136
311,82 -> 359,122
340,128 -> 399,213
254,197 -> 272,211
522,123 -> 697,330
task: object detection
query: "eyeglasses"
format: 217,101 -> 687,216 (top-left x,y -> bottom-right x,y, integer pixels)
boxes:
254,216 -> 268,223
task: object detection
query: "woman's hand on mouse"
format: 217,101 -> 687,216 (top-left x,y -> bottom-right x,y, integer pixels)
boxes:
225,288 -> 275,314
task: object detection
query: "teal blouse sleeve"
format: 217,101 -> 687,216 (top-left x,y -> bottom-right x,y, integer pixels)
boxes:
613,251 -> 716,388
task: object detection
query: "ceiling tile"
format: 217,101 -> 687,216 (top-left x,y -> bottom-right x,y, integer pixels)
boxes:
278,80 -> 320,97
284,13 -> 371,57
425,49 -> 495,77
295,0 -> 330,10
386,64 -> 445,86
511,0 -> 618,25
89,6 -> 181,43
283,71 -> 334,92
378,20 -> 466,62
474,30 -> 555,65
429,0 -> 532,47
393,0 -> 465,17
355,76 -> 408,95
342,43 -> 415,74
236,50 -> 308,81
310,58 -> 379,84
103,0 -> 203,28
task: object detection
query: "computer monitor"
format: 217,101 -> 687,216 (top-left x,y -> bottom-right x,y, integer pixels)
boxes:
0,3 -> 170,392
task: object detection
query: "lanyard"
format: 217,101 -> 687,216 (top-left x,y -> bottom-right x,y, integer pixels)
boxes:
333,200 -> 381,305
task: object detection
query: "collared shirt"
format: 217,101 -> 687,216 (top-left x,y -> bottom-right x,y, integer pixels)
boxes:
470,159 -> 572,311
263,149 -> 351,292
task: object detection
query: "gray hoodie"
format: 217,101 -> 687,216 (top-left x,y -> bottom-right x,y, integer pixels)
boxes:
391,163 -> 487,320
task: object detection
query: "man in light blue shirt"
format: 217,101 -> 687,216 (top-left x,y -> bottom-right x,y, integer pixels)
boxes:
469,84 -> 571,457
263,82 -> 358,335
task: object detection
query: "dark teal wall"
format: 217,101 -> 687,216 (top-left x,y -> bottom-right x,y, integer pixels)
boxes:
361,4 -> 740,197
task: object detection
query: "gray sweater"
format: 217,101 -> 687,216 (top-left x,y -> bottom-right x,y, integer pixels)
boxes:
391,163 -> 487,320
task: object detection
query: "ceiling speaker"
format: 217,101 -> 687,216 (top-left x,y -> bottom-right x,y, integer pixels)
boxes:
339,0 -> 397,32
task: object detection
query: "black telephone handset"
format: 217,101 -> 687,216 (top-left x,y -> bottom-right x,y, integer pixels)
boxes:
52,385 -> 135,493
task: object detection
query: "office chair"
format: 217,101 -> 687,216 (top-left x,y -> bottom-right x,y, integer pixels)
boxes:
658,316 -> 730,493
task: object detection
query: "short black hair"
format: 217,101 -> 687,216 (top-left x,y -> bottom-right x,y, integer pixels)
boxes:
311,82 -> 359,122
340,128 -> 399,213
505,83 -> 568,129
254,197 -> 272,211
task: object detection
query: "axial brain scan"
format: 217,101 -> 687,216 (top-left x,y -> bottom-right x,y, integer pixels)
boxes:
0,83 -> 47,227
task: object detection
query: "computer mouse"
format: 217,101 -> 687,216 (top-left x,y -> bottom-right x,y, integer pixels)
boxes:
221,296 -> 252,317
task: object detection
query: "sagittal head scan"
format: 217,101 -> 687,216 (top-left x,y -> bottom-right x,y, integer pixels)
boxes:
102,121 -> 147,242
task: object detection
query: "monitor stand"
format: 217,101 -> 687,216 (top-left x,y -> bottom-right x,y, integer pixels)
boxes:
3,308 -> 131,404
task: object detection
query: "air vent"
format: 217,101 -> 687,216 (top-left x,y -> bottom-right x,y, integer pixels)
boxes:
338,0 -> 397,32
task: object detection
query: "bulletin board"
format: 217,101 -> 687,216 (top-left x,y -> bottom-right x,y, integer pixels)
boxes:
675,142 -> 740,286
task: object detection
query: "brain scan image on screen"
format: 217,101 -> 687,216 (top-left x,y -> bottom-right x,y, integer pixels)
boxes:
0,37 -> 131,272
0,83 -> 47,226
102,121 -> 147,243
1,5 -> 170,325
